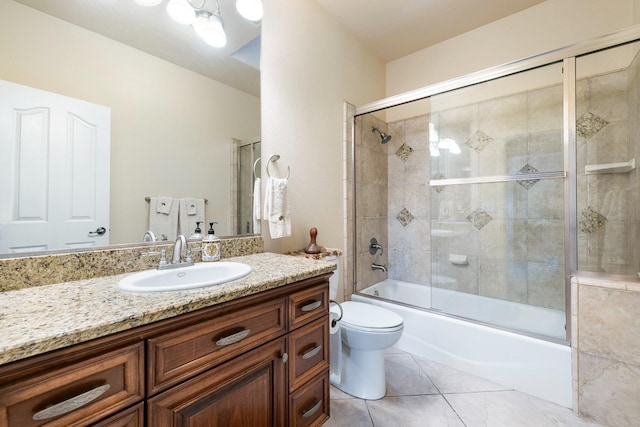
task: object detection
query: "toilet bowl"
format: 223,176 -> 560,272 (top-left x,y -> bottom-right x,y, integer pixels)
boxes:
325,255 -> 404,399
330,301 -> 403,399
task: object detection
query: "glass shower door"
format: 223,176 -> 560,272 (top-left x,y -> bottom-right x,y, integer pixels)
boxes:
429,62 -> 567,340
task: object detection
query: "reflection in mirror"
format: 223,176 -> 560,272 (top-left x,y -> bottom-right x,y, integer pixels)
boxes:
0,0 -> 261,257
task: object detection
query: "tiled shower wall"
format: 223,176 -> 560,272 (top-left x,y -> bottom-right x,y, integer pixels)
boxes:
384,81 -> 566,311
354,114 -> 389,292
576,51 -> 640,276
387,116 -> 432,286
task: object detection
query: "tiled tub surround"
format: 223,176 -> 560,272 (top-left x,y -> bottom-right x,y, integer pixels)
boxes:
0,252 -> 336,366
0,235 -> 263,292
576,48 -> 640,276
354,73 -> 567,316
354,113 -> 390,292
572,276 -> 640,426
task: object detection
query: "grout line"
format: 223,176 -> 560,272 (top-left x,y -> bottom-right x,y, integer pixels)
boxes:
441,393 -> 469,427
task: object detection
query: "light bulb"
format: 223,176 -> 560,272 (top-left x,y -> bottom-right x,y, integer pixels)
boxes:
236,0 -> 263,21
200,14 -> 227,47
192,11 -> 211,36
134,0 -> 163,6
167,0 -> 195,25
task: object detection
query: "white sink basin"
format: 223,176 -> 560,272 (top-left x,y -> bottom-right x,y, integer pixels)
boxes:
118,262 -> 252,292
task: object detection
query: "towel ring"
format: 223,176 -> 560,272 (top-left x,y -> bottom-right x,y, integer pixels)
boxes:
266,154 -> 291,179
253,157 -> 261,179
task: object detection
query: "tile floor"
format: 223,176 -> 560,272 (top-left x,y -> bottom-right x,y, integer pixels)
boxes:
323,347 -> 602,427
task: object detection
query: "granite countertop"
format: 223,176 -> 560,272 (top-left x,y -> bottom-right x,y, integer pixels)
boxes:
0,252 -> 336,366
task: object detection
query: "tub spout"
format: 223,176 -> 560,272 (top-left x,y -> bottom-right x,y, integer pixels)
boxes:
371,263 -> 387,273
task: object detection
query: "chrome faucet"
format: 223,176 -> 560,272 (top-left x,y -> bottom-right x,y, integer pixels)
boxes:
152,235 -> 194,270
142,230 -> 157,242
371,263 -> 387,273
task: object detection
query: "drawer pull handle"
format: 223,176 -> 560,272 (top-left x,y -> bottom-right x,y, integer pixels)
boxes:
301,300 -> 321,312
32,384 -> 110,421
215,329 -> 251,346
301,344 -> 322,360
302,400 -> 322,418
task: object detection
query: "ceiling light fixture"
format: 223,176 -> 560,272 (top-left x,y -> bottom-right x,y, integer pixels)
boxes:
235,0 -> 263,21
194,9 -> 227,47
166,0 -> 199,25
134,0 -> 238,48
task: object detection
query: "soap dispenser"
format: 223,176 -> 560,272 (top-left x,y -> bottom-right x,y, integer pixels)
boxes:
202,222 -> 220,262
189,222 -> 203,241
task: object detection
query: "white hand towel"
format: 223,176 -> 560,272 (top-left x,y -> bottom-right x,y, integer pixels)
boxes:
149,197 -> 179,241
156,196 -> 173,214
186,198 -> 199,215
253,177 -> 261,233
178,198 -> 205,237
263,176 -> 291,239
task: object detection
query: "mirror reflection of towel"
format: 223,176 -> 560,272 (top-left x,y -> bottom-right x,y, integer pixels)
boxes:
179,198 -> 205,236
253,178 -> 261,233
156,196 -> 173,214
149,197 -> 178,241
263,176 -> 290,239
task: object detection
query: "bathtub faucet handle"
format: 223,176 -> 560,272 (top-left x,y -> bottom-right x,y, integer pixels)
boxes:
369,238 -> 384,255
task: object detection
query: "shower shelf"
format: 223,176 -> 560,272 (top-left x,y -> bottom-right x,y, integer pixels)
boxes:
584,158 -> 635,175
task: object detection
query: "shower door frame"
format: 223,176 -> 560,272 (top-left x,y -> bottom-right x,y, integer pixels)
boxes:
351,24 -> 640,345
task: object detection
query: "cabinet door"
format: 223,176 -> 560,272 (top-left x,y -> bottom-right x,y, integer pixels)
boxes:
148,337 -> 287,427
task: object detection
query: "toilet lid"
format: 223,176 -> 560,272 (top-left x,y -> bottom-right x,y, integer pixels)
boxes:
339,301 -> 403,329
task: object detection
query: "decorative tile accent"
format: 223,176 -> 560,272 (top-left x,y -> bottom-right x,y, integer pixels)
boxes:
516,163 -> 540,189
466,208 -> 492,230
466,130 -> 493,152
395,143 -> 414,161
396,207 -> 415,227
576,112 -> 609,138
432,172 -> 446,193
578,206 -> 607,233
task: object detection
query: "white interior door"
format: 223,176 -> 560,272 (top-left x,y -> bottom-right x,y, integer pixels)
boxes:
0,80 -> 111,254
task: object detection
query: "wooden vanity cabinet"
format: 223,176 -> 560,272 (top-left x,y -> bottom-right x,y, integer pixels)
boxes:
0,273 -> 331,427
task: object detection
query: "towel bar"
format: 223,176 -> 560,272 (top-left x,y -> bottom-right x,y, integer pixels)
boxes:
145,197 -> 208,203
266,154 -> 291,179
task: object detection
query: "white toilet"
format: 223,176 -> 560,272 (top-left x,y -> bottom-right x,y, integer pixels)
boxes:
326,256 -> 404,400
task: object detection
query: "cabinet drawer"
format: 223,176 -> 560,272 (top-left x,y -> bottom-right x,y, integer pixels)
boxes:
289,316 -> 329,392
0,343 -> 144,427
289,370 -> 330,427
147,296 -> 287,394
92,402 -> 144,427
289,282 -> 329,329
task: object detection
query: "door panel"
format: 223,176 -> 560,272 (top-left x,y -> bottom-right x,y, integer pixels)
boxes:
0,79 -> 110,253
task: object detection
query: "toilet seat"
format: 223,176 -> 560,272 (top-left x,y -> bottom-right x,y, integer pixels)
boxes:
337,301 -> 404,332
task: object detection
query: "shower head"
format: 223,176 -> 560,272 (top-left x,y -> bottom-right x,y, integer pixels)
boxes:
372,126 -> 392,144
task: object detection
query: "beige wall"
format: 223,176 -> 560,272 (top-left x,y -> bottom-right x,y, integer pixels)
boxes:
0,1 -> 260,242
260,0 -> 385,255
386,0 -> 638,98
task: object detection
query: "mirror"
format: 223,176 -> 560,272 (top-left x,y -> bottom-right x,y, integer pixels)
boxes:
0,0 -> 261,257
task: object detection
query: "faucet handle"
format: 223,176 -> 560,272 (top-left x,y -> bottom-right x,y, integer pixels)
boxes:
158,249 -> 168,267
369,238 -> 384,255
184,247 -> 194,263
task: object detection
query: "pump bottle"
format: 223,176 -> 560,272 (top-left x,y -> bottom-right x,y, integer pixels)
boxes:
201,222 -> 220,262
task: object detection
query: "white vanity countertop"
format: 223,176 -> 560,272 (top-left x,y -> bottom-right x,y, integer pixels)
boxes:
0,252 -> 336,366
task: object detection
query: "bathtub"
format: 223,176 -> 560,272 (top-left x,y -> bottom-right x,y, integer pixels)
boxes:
352,279 -> 572,408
